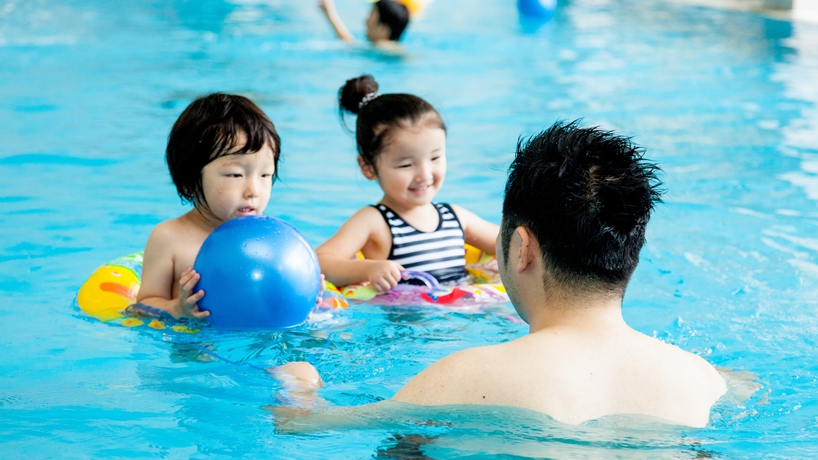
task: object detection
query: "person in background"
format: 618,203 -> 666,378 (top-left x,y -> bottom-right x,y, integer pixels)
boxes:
319,0 -> 411,48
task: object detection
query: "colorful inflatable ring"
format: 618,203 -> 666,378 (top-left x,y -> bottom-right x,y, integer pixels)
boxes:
75,253 -> 199,333
320,244 -> 509,308
76,245 -> 509,328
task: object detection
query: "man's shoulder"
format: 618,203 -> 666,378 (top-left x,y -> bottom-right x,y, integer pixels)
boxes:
638,334 -> 727,401
418,343 -> 507,378
392,343 -> 509,405
643,334 -> 717,369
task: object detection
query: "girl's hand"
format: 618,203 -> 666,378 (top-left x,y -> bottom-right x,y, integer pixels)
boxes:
366,260 -> 404,294
175,268 -> 210,319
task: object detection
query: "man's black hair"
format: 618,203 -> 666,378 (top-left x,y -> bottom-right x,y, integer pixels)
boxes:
501,120 -> 663,293
376,0 -> 410,41
166,93 -> 280,207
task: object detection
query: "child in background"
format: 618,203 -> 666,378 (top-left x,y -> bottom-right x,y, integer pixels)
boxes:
316,75 -> 499,293
137,93 -> 281,318
319,0 -> 410,47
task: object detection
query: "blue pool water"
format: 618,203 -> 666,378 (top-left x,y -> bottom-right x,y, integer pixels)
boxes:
2,0 -> 818,457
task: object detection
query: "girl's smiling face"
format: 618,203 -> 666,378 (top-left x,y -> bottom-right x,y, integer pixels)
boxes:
197,140 -> 276,225
360,123 -> 447,212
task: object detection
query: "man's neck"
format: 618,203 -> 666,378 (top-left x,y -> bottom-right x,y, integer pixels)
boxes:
526,292 -> 627,335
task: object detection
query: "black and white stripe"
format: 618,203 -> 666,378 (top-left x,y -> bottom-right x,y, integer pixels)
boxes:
374,203 -> 467,283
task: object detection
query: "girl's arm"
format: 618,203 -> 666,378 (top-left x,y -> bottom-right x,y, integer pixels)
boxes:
316,207 -> 403,293
451,205 -> 500,255
137,222 -> 209,319
318,0 -> 355,44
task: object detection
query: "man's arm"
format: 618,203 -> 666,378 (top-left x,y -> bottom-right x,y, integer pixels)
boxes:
318,0 -> 355,43
269,354 -> 477,408
266,362 -> 417,434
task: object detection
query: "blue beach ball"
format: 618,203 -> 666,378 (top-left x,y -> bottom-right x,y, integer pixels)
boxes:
518,0 -> 557,20
193,215 -> 321,329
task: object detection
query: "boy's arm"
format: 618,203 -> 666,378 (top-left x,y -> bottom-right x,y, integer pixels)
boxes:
137,223 -> 209,319
450,205 -> 500,255
318,0 -> 356,44
316,207 -> 403,293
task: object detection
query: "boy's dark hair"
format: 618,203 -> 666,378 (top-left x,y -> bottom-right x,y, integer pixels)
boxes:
338,74 -> 445,170
501,120 -> 663,294
376,0 -> 410,41
166,93 -> 280,207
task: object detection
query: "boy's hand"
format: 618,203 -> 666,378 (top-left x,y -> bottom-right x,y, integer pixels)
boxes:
366,260 -> 404,294
175,268 -> 210,319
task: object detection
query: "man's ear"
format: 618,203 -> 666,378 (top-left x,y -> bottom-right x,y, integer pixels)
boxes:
514,227 -> 536,273
358,155 -> 377,180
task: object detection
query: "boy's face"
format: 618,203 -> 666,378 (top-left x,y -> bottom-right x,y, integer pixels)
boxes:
365,6 -> 391,42
198,140 -> 276,225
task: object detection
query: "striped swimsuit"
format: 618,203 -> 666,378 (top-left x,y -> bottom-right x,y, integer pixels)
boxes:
373,203 -> 467,283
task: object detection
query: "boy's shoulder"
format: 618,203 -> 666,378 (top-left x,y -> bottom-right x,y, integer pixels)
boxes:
148,215 -> 187,239
147,212 -> 206,247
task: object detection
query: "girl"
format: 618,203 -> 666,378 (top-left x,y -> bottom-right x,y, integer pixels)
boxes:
137,93 -> 281,318
316,75 -> 499,294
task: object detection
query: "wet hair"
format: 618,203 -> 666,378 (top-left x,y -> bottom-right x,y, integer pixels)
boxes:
166,93 -> 280,207
376,0 -> 410,41
338,74 -> 445,170
501,120 -> 663,295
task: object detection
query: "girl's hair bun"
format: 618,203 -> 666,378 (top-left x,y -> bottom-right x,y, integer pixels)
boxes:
339,74 -> 379,115
336,73 -> 444,168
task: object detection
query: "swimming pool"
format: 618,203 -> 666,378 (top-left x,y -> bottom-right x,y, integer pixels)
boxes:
2,0 -> 817,457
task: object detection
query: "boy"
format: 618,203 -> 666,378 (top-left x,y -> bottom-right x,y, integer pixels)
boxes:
137,94 -> 280,319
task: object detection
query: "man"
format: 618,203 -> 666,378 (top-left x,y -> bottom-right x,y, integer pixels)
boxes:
277,121 -> 726,427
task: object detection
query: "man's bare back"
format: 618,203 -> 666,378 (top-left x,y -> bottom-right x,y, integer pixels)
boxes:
393,310 -> 725,427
